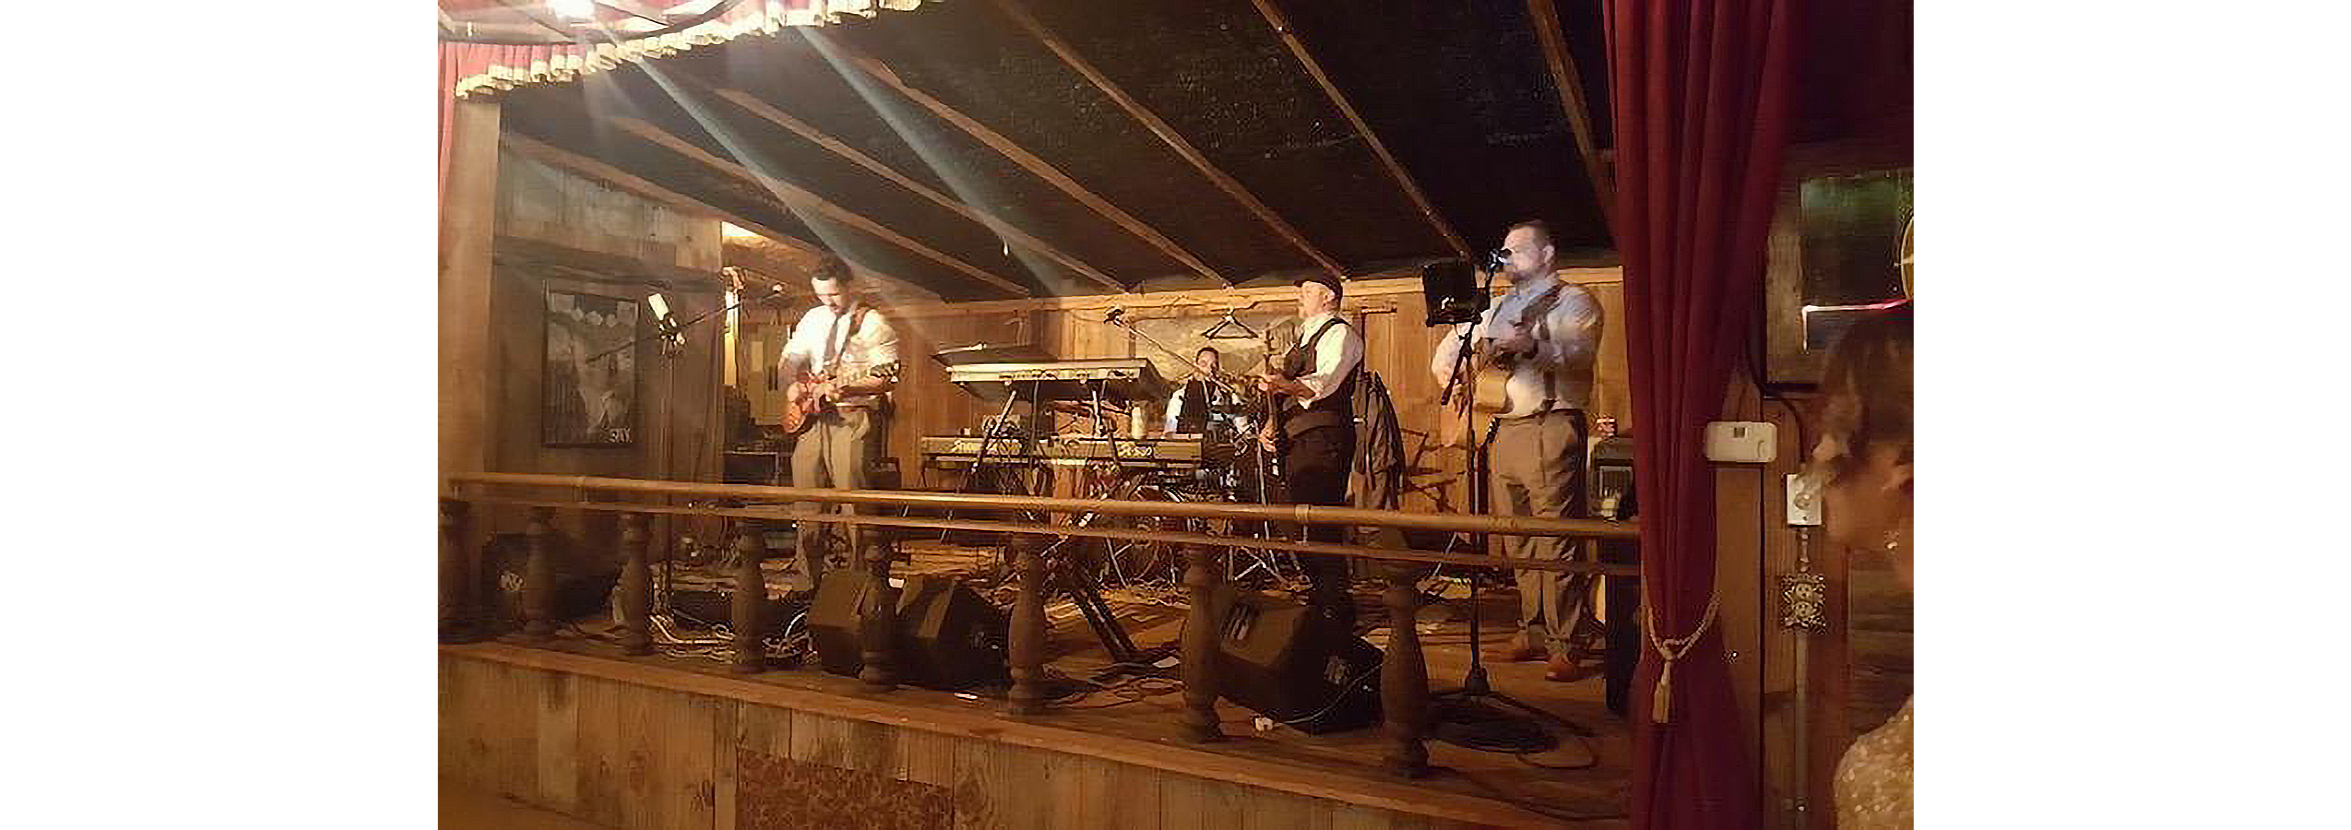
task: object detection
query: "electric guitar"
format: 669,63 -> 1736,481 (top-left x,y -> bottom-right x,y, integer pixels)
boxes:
1437,283 -> 1567,448
1252,327 -> 1299,457
780,361 -> 902,436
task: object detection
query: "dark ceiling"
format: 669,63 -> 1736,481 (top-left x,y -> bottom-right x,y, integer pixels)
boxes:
490,0 -> 1906,300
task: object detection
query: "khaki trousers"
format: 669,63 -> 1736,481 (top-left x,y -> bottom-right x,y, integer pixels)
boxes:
789,407 -> 876,589
1488,410 -> 1591,650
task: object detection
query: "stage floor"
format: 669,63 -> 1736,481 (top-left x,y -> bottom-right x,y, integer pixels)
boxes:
1036,582 -> 1634,825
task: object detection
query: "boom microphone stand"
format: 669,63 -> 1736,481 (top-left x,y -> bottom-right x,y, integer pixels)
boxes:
1427,259 -> 1590,741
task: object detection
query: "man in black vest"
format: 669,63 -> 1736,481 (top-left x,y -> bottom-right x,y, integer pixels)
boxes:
1163,346 -> 1252,436
1256,273 -> 1365,626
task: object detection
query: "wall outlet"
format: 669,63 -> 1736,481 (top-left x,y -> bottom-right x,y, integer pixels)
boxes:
1785,473 -> 1823,526
1703,421 -> 1778,464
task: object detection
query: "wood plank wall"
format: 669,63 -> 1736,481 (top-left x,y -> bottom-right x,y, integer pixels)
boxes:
441,653 -> 1489,830
478,150 -> 727,554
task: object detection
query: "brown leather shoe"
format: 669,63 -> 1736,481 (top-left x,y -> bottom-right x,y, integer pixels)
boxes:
1544,653 -> 1595,682
1484,632 -> 1548,663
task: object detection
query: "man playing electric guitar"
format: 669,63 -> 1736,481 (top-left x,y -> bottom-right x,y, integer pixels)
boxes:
1429,219 -> 1604,681
1257,272 -> 1365,628
777,255 -> 900,590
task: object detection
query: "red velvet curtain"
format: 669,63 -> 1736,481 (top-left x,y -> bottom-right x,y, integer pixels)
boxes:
1603,1 -> 1795,828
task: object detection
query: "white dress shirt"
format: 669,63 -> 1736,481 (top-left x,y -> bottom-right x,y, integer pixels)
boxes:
1429,274 -> 1601,418
1291,312 -> 1364,409
780,304 -> 899,404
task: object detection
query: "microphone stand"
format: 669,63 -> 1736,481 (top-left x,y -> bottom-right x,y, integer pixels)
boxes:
1428,261 -> 1591,741
575,277 -> 777,607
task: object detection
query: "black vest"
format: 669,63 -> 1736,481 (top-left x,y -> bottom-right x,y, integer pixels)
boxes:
1281,317 -> 1357,436
1174,379 -> 1217,433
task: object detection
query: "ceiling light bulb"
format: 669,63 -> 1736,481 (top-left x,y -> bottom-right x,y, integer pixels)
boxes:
549,0 -> 595,20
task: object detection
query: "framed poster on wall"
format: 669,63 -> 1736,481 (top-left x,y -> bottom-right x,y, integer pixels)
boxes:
543,289 -> 639,446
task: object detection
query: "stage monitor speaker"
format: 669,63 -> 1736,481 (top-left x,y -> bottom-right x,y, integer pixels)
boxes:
807,573 -> 1006,690
806,572 -> 869,678
1421,260 -> 1489,326
1194,586 -> 1381,734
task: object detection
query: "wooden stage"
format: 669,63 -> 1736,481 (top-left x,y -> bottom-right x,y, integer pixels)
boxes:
442,545 -> 1632,829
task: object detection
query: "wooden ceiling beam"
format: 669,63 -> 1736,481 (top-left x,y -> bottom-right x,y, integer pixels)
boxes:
1247,0 -> 1471,262
989,0 -> 1346,281
499,131 -> 942,303
607,115 -> 1034,297
1526,0 -> 1617,239
706,85 -> 1128,294
824,37 -> 1232,286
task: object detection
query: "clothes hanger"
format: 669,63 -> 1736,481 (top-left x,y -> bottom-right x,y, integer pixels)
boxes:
1199,308 -> 1260,340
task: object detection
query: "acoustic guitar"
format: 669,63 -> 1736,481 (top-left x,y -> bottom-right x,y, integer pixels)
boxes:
779,361 -> 902,436
1436,283 -> 1567,448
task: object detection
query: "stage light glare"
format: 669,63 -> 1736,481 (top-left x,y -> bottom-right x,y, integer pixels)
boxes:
549,0 -> 595,21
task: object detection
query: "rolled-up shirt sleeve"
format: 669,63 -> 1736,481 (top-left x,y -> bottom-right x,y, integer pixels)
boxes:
1293,319 -> 1364,407
779,307 -> 822,377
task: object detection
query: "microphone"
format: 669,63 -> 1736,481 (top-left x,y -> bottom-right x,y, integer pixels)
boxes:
1104,307 -> 1127,325
1483,248 -> 1510,270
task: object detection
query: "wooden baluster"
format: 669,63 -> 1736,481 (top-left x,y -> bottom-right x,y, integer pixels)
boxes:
521,507 -> 555,642
1381,561 -> 1431,777
618,513 -> 653,656
731,524 -> 768,674
439,499 -> 472,643
858,529 -> 901,691
1180,543 -> 1224,741
1005,534 -> 1049,716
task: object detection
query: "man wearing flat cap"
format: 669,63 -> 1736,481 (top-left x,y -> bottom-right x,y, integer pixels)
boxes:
1256,271 -> 1365,627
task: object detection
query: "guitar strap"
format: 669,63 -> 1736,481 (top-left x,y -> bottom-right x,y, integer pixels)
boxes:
1530,283 -> 1566,412
836,306 -> 883,410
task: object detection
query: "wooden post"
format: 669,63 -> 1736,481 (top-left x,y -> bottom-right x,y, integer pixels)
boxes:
1380,561 -> 1431,777
858,530 -> 901,691
439,498 -> 475,643
522,507 -> 556,642
1180,543 -> 1224,741
619,513 -> 654,655
1005,534 -> 1049,716
731,524 -> 767,674
440,96 -> 500,483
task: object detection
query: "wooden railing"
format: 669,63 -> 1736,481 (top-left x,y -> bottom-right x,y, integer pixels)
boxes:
441,472 -> 1637,778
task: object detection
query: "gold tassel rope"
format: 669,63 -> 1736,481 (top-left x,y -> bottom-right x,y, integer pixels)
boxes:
1644,591 -> 1721,725
1653,660 -> 1675,724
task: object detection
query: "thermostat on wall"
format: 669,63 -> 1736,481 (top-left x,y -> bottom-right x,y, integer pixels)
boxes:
1703,421 -> 1777,464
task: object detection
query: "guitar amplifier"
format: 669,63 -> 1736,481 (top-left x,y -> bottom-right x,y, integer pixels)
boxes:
723,450 -> 782,485
1588,435 -> 1641,716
